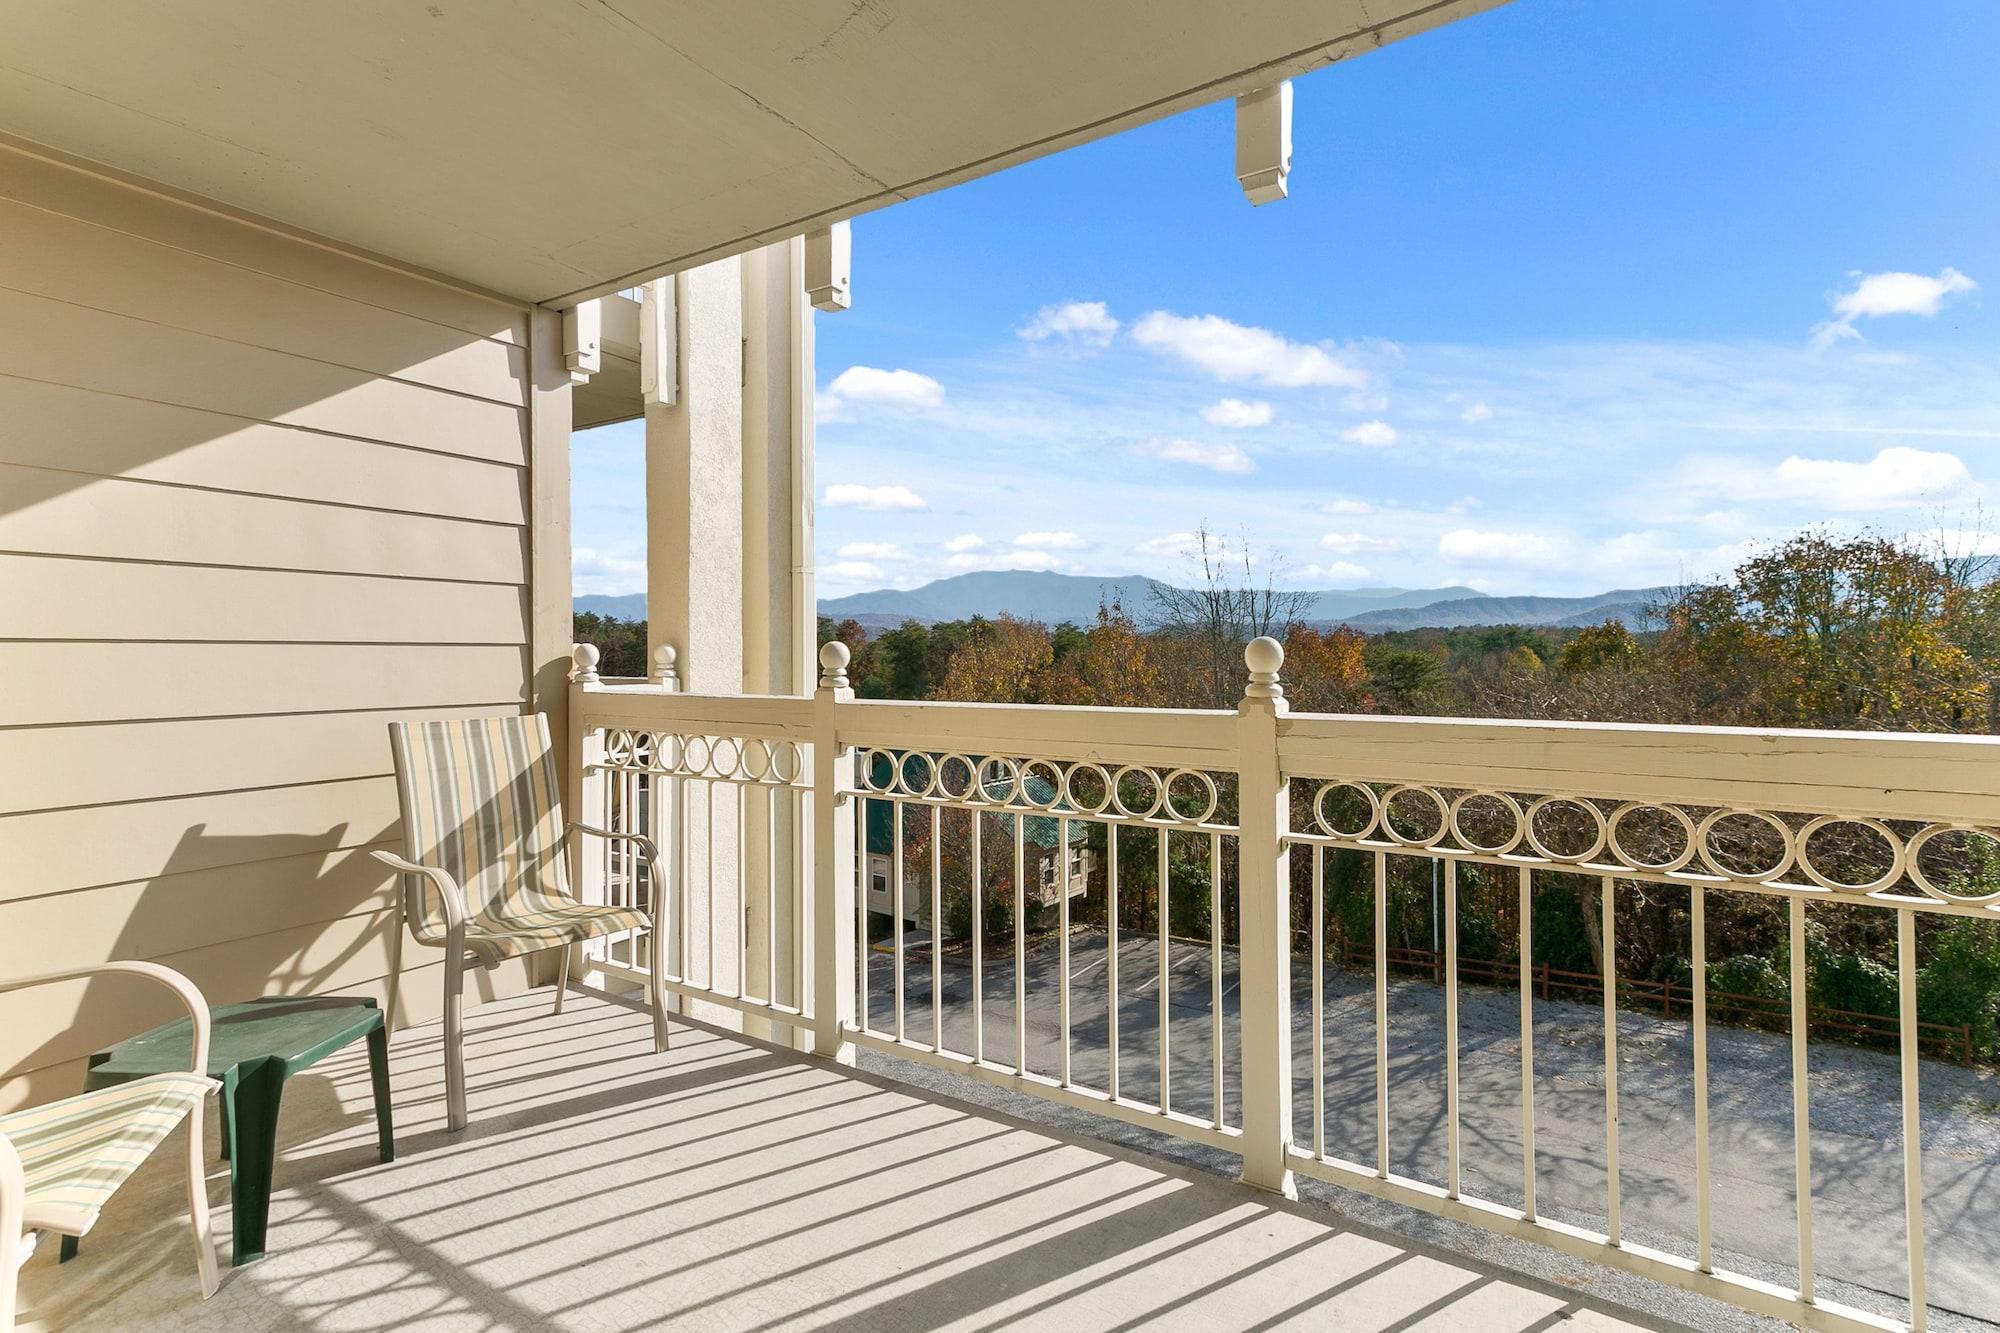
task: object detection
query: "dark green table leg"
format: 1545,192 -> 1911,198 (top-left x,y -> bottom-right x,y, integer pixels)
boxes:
58,1234 -> 78,1263
366,1021 -> 395,1163
217,1091 -> 231,1161
226,1061 -> 286,1266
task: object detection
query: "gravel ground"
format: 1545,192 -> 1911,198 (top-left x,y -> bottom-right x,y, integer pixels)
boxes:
855,924 -> 2000,1332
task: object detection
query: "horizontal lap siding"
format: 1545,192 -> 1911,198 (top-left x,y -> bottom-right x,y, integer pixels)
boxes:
0,143 -> 546,1106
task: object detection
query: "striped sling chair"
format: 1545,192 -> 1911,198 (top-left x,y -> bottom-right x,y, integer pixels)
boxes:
374,714 -> 668,1130
1,962 -> 219,1331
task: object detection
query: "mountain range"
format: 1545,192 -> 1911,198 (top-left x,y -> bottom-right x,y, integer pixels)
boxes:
578,571 -> 1669,633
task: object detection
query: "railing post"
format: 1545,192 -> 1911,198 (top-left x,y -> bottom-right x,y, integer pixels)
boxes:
569,643 -> 606,905
1236,636 -> 1295,1197
811,642 -> 856,1061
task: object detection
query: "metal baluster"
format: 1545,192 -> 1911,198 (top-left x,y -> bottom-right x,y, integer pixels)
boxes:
734,780 -> 746,999
856,799 -> 869,1034
1159,826 -> 1171,1115
972,810 -> 984,1064
1015,811 -> 1027,1076
1790,895 -> 1814,1301
1602,875 -> 1621,1246
1210,830 -> 1223,1129
1445,859 -> 1460,1199
1059,815 -> 1071,1086
1375,850 -> 1389,1178
677,773 -> 690,985
893,799 -> 906,1044
1899,910 -> 1927,1332
1108,824 -> 1120,1101
1520,864 -> 1537,1221
1693,886 -> 1711,1271
705,779 -> 717,989
931,803 -> 943,1053
766,782 -> 778,1005
1311,845 -> 1325,1160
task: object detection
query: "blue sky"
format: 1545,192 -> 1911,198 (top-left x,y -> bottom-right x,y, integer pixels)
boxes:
574,0 -> 2000,601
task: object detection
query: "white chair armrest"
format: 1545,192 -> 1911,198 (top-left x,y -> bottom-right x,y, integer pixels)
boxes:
568,822 -> 660,864
370,850 -> 469,932
567,824 -> 665,929
0,961 -> 214,1077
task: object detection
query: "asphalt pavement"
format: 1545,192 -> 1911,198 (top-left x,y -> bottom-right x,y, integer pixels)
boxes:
856,925 -> 2000,1332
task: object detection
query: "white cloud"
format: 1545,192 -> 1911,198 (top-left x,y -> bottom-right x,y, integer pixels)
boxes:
1774,447 -> 1970,507
1812,267 -> 1977,347
822,365 -> 945,409
1015,531 -> 1088,550
571,546 -> 646,595
1703,446 -> 1971,510
1202,397 -> 1274,428
1131,311 -> 1366,388
1291,561 -> 1372,584
1461,400 -> 1494,423
824,483 -> 927,511
943,533 -> 985,553
1321,498 -> 1375,516
1135,532 -> 1203,560
1439,528 -> 1571,568
1339,420 -> 1398,447
1321,532 -> 1400,555
1137,438 -> 1254,474
945,549 -> 1059,572
1017,300 -> 1119,349
837,541 -> 907,561
825,560 -> 886,582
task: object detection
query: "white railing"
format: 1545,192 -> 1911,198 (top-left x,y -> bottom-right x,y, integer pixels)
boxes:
566,638 -> 2000,1333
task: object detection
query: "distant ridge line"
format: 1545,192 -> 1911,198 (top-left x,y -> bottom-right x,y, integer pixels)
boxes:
578,570 -> 1670,634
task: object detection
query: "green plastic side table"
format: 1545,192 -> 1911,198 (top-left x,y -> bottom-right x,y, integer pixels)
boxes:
75,995 -> 393,1265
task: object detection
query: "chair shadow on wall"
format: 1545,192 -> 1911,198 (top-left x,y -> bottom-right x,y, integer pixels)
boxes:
12,819 -> 515,1105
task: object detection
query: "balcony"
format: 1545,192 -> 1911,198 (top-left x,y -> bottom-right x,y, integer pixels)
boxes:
550,638 -> 2000,1333
13,985 -> 1665,1331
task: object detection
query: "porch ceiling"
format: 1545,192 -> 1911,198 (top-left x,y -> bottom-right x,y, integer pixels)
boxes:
0,0 -> 1503,307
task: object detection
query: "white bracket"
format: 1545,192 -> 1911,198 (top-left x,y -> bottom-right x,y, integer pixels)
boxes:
563,300 -> 602,384
805,222 -> 851,312
1235,82 -> 1293,206
639,277 -> 678,406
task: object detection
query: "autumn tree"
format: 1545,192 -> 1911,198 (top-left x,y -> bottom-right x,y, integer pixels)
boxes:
935,615 -> 1053,703
1558,621 -> 1641,674
1038,600 -> 1160,706
1657,532 -> 1988,731
1279,624 -> 1369,713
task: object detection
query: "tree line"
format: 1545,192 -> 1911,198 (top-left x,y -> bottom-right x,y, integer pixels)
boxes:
575,527 -> 2000,1059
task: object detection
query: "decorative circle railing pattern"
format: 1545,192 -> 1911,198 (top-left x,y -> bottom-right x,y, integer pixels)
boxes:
1297,778 -> 2000,907
596,729 -> 807,787
851,749 -> 1235,829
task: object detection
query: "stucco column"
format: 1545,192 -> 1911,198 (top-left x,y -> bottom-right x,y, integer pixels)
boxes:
647,255 -> 744,1025
740,239 -> 815,1041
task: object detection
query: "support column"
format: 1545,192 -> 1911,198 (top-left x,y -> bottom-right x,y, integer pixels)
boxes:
647,255 -> 745,1026
740,239 -> 815,1041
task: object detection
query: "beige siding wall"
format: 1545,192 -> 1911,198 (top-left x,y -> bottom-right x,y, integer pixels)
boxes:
0,143 -> 568,1109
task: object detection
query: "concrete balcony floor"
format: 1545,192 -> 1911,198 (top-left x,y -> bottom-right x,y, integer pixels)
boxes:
14,986 -> 1663,1332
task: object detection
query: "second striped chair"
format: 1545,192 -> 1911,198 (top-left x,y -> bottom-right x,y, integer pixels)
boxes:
375,714 -> 668,1130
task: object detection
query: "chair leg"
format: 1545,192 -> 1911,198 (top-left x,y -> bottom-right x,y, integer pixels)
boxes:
649,926 -> 670,1053
186,1091 -> 219,1296
552,944 -> 570,1016
443,952 -> 468,1132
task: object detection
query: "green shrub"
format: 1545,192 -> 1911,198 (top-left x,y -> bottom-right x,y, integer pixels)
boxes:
1919,919 -> 2000,1055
